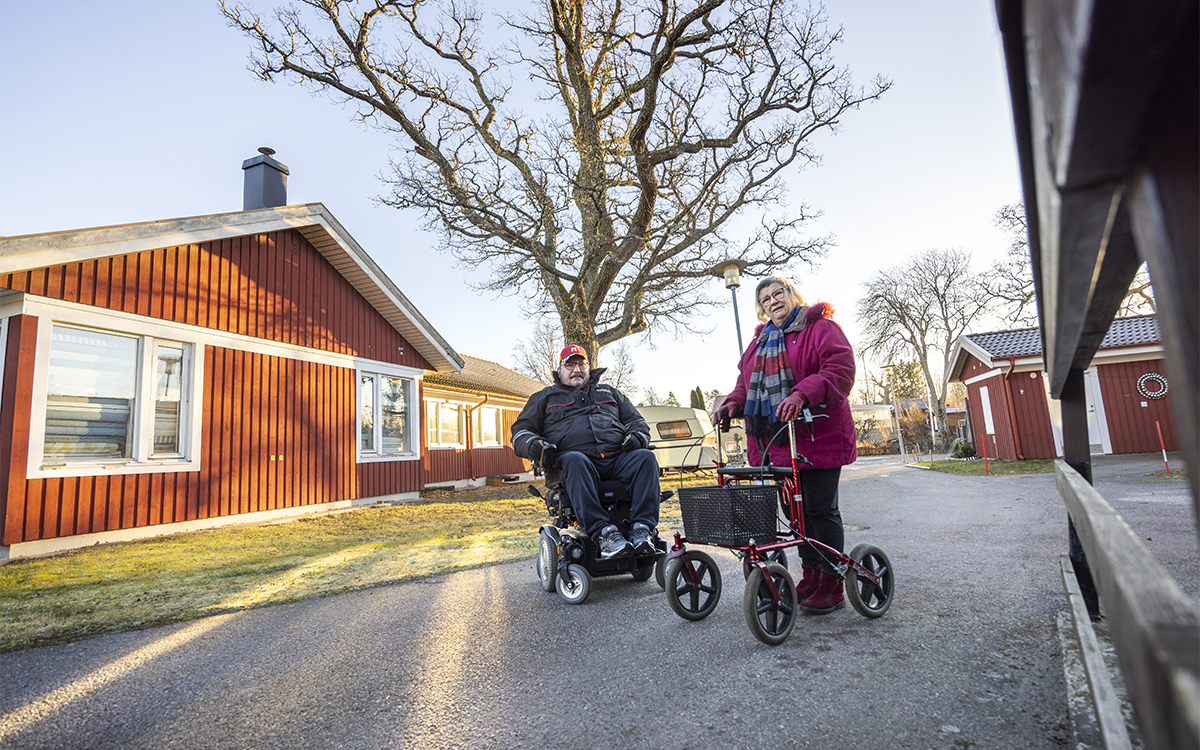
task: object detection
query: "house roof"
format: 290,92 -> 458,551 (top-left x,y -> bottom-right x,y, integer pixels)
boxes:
0,203 -> 464,373
949,315 -> 1161,381
423,355 -> 544,400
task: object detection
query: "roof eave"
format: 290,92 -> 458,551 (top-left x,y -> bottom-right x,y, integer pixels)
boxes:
0,203 -> 464,374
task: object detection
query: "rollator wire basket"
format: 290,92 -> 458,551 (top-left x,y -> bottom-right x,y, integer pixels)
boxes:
678,485 -> 780,547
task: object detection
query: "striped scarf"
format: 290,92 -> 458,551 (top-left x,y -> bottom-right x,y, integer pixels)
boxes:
744,306 -> 798,446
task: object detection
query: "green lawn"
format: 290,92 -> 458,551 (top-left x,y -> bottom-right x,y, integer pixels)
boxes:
914,458 -> 1058,476
0,482 -> 687,653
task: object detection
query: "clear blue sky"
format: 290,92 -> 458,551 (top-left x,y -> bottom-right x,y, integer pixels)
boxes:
0,0 -> 1022,400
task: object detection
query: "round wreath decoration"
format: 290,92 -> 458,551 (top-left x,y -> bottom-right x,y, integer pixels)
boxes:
1136,372 -> 1169,400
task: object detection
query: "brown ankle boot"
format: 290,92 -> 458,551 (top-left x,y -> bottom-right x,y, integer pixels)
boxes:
800,569 -> 846,614
795,564 -> 821,601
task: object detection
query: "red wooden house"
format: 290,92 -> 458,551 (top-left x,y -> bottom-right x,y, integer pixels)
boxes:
948,316 -> 1178,460
0,154 -> 469,559
421,355 -> 543,489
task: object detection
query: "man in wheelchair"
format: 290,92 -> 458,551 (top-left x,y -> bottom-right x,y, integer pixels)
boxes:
511,344 -> 661,559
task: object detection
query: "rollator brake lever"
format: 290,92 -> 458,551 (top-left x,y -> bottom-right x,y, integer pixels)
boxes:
798,405 -> 829,441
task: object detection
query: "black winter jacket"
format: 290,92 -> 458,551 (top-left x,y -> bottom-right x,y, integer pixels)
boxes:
511,368 -> 650,461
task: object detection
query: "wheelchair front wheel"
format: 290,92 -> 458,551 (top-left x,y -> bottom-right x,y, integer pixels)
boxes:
555,563 -> 591,605
664,550 -> 722,621
743,562 -> 797,646
537,531 -> 558,592
631,560 -> 654,581
654,553 -> 667,590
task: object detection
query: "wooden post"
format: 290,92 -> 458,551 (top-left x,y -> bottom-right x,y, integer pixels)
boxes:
1061,367 -> 1100,618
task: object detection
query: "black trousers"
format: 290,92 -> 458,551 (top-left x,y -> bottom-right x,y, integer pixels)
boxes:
558,449 -> 661,539
797,466 -> 844,571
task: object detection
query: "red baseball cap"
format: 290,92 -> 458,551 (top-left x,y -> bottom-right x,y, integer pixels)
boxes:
559,344 -> 588,367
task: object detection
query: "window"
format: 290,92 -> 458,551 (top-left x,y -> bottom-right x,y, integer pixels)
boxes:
359,372 -> 414,459
40,324 -> 194,466
656,420 -> 692,439
426,400 -> 465,447
473,406 -> 502,447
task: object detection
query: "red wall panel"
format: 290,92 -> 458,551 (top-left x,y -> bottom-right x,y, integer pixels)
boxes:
0,225 -> 442,543
1006,370 -> 1057,460
1097,360 -> 1178,454
0,229 -> 432,370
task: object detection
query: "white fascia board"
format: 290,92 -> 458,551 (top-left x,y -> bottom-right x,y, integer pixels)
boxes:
0,206 -> 319,272
948,336 -> 998,381
1091,344 -> 1164,365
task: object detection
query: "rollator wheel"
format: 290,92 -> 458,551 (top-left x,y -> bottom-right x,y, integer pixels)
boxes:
741,547 -> 788,580
743,562 -> 797,646
664,551 -> 722,621
654,553 -> 668,590
537,531 -> 558,592
846,543 -> 894,618
555,563 -> 591,605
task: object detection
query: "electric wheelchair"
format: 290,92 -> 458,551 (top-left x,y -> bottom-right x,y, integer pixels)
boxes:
528,466 -> 673,605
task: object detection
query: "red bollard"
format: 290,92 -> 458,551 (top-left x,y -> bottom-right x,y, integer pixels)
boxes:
1156,420 -> 1170,475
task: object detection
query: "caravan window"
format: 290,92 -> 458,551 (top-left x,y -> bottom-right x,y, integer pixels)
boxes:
656,420 -> 692,439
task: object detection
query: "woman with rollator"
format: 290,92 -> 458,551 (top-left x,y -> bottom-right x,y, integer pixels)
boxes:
713,275 -> 857,614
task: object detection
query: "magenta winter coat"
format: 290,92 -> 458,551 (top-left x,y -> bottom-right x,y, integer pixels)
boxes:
725,302 -> 857,470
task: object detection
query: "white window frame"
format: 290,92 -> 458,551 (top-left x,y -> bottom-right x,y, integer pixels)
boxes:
357,370 -> 418,462
425,398 -> 468,448
473,405 -> 503,448
27,318 -> 204,478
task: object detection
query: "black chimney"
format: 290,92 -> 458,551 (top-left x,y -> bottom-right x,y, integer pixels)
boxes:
242,147 -> 290,210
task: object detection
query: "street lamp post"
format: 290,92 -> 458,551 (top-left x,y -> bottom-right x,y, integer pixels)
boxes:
708,259 -> 750,355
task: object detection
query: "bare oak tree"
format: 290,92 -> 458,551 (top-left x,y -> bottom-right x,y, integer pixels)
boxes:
221,0 -> 889,360
856,248 -> 992,443
983,202 -> 1156,326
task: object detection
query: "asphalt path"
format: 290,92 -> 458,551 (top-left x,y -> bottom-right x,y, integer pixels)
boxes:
1,454 -> 1195,749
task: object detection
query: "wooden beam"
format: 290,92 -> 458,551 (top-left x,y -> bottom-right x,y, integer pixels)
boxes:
1061,554 -> 1134,750
1057,461 -> 1200,750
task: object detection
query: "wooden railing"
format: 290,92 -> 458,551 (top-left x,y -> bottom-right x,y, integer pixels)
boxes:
1057,461 -> 1199,750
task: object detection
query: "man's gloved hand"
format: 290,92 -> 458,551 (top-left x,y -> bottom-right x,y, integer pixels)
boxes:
621,431 -> 648,452
775,391 -> 807,423
536,439 -> 559,469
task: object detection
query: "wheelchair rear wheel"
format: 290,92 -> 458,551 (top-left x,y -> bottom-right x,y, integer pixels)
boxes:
537,531 -> 558,592
654,553 -> 667,590
664,550 -> 722,621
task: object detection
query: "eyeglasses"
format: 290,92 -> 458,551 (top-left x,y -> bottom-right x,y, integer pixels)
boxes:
562,361 -> 589,371
757,289 -> 789,307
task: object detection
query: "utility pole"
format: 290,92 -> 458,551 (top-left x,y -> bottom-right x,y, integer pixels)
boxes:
885,365 -> 908,464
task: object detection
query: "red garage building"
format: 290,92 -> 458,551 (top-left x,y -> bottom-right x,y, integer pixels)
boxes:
949,315 -> 1178,460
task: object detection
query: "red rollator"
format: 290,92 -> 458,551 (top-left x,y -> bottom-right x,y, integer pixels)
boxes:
663,414 -> 894,645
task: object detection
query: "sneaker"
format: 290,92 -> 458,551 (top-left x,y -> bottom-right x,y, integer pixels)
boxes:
597,524 -> 633,559
628,522 -> 657,555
